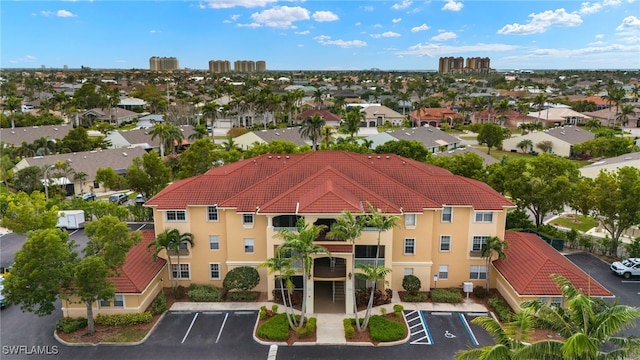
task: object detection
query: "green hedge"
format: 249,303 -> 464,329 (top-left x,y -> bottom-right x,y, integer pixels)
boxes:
403,292 -> 428,302
227,291 -> 258,301
488,296 -> 512,322
188,284 -> 223,302
343,318 -> 355,339
257,313 -> 290,341
296,317 -> 316,338
368,315 -> 407,342
55,317 -> 87,333
430,288 -> 462,303
95,312 -> 153,326
149,293 -> 167,315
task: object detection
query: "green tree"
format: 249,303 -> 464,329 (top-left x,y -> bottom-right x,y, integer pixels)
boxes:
1,191 -> 58,235
299,114 -> 325,150
177,138 -> 217,179
374,140 -> 430,162
12,166 -> 44,194
477,123 -> 508,155
73,255 -> 114,335
355,263 -> 392,329
95,167 -> 125,191
2,229 -> 77,315
60,127 -> 95,152
83,216 -> 141,273
536,140 -> 553,153
516,139 -> 533,153
125,152 -> 171,199
341,108 -> 364,142
588,166 -> 640,256
480,236 -> 508,290
258,255 -> 298,330
148,229 -> 194,291
149,124 -> 184,158
222,266 -> 260,293
427,152 -> 485,180
276,218 -> 330,332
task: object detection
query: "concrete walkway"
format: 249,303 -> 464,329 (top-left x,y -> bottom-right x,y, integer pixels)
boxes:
168,294 -> 490,346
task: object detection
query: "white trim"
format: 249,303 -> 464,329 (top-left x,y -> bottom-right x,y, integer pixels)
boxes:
209,235 -> 220,250
439,235 -> 452,252
209,262 -> 221,280
170,263 -> 191,280
404,213 -> 417,229
441,206 -> 453,223
392,261 -> 433,267
165,210 -> 187,222
403,237 -> 416,255
225,261 -> 262,267
473,211 -> 494,223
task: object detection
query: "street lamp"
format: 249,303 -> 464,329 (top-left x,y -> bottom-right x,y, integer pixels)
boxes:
44,164 -> 56,202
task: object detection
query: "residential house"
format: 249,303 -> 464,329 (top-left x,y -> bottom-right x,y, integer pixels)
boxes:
579,151 -> 640,179
582,108 -> 640,128
472,109 -> 536,128
365,127 -> 461,153
297,109 -> 341,127
117,97 -> 147,111
106,125 -> 197,152
0,124 -> 74,147
233,128 -> 310,150
527,108 -> 587,127
502,126 -> 595,157
409,108 -> 464,127
493,231 -> 613,310
81,107 -> 139,127
62,229 -> 166,317
361,105 -> 405,127
145,151 -> 515,314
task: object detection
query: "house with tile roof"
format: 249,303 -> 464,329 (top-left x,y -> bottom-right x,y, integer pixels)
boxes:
361,105 -> 405,127
297,109 -> 341,127
105,125 -> 197,152
365,126 -> 461,153
493,231 -> 613,310
527,108 -> 587,127
233,128 -> 310,150
62,229 -> 167,317
409,108 -> 464,127
502,125 -> 595,157
0,124 -> 74,147
579,151 -> 640,179
145,151 -> 515,314
81,107 -> 139,127
582,107 -> 640,128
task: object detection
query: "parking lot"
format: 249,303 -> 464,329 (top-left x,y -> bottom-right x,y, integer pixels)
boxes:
405,310 -> 494,352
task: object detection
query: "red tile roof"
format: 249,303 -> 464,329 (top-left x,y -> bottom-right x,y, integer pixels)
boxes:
108,230 -> 166,293
297,109 -> 341,122
493,232 -> 612,297
146,151 -> 514,213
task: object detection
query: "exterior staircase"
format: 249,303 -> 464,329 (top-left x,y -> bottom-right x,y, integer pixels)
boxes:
332,281 -> 345,303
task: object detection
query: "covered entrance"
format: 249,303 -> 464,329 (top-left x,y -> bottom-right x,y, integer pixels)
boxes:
313,256 -> 347,313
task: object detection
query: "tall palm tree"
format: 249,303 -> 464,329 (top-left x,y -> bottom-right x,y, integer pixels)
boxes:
480,236 -> 508,290
313,88 -> 325,110
516,139 -> 533,153
355,264 -> 392,330
73,171 -> 88,195
299,114 -> 325,150
148,229 -> 194,291
276,218 -> 330,332
341,108 -> 363,142
258,255 -> 298,330
149,123 -> 184,158
321,125 -> 333,148
189,124 -> 208,141
601,86 -> 625,128
616,104 -> 634,128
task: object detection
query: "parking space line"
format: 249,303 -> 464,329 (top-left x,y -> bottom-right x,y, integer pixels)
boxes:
202,311 -> 223,315
181,313 -> 199,344
267,345 -> 278,360
215,313 -> 229,343
235,311 -> 255,315
417,311 -> 434,345
459,313 -> 479,346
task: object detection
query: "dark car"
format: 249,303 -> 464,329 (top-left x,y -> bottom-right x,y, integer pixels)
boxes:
80,192 -> 96,201
134,194 -> 146,205
109,193 -> 128,205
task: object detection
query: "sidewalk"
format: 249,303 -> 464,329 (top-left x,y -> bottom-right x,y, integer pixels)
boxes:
168,294 -> 490,346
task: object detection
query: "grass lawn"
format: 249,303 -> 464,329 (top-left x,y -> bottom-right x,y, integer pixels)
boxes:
101,329 -> 148,343
549,214 -> 598,232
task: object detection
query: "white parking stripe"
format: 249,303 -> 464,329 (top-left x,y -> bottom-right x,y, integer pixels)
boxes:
181,313 -> 199,344
267,345 -> 278,360
459,313 -> 479,346
215,313 -> 229,343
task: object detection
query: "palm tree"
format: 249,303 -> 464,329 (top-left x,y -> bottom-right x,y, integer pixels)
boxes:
276,218 -> 330,332
321,125 -> 333,148
341,108 -> 364,142
221,137 -> 241,152
533,93 -> 549,124
630,84 -> 639,103
519,274 -> 640,359
148,229 -> 194,291
73,171 -> 88,195
516,139 -> 533,154
355,264 -> 392,330
601,86 -> 625,128
189,124 -> 208,141
149,123 -> 184,157
258,255 -> 298,330
299,114 -> 325,150
313,88 -> 325,110
536,140 -> 553,153
616,104 -> 634,128
480,236 -> 508,290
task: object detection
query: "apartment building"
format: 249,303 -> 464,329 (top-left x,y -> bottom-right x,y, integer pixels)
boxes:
149,56 -> 180,71
438,56 -> 491,74
209,60 -> 231,73
145,151 -> 515,314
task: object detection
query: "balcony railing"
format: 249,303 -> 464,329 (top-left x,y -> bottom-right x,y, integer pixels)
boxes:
167,249 -> 190,256
354,258 -> 384,266
469,250 -> 482,258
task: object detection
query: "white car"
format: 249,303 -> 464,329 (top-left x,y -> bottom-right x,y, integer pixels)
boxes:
610,258 -> 640,279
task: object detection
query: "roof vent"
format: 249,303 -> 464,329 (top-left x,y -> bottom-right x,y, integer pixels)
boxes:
368,156 -> 372,159
54,128 -> 58,131
276,155 -> 281,159
268,155 -> 272,159
122,152 -> 128,156
285,155 -> 290,159
376,156 -> 381,159
385,156 -> 390,159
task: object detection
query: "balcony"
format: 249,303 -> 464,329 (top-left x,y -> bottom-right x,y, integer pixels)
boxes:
469,250 -> 482,258
167,249 -> 190,256
314,257 -> 346,279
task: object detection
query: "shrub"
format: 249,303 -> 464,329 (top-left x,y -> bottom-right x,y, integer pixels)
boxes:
227,291 -> 258,301
95,312 -> 153,326
403,292 -> 428,302
402,275 -> 421,295
488,296 -> 512,322
172,285 -> 187,299
355,288 -> 393,307
380,307 -> 387,315
430,288 -> 462,303
343,318 -> 355,339
259,306 -> 268,320
149,292 -> 167,315
271,304 -> 278,314
55,317 -> 87,333
473,285 -> 489,299
368,315 -> 407,342
272,289 -> 302,306
223,266 -> 260,292
257,313 -> 290,341
296,317 -> 316,338
393,304 -> 404,318
188,284 -> 223,302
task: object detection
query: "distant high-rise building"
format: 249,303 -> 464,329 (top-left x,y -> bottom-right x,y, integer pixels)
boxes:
149,56 -> 179,71
234,60 -> 256,73
438,57 -> 464,74
256,60 -> 266,72
209,60 -> 231,73
466,57 -> 491,74
438,56 -> 491,74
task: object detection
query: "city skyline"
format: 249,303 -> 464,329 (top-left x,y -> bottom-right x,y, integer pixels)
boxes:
2,0 -> 639,71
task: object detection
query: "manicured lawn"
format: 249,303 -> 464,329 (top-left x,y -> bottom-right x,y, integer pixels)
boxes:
101,329 -> 147,343
549,214 -> 598,232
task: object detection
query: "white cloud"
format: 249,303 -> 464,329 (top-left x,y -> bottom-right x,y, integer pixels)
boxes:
363,6 -> 374,12
392,18 -> 402,23
497,8 -> 583,35
373,23 -> 383,28
392,0 -> 412,10
603,0 -> 622,5
616,15 -> 640,30
295,30 -> 310,35
40,11 -> 53,16
442,0 -> 463,12
57,9 -> 76,17
10,55 -> 38,64
431,31 -> 457,41
149,29 -> 160,33
314,35 -> 367,48
595,33 -> 604,38
411,24 -> 430,32
203,0 -> 276,9
250,6 -> 310,28
312,11 -> 339,22
237,22 -> 262,28
371,31 -> 401,38
579,2 -> 602,15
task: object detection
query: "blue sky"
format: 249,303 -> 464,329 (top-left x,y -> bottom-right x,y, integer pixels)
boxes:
2,0 -> 639,71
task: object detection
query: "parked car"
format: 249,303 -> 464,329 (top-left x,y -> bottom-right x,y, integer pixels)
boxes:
0,276 -> 5,309
135,194 -> 146,205
80,192 -> 96,201
610,258 -> 640,279
109,193 -> 128,205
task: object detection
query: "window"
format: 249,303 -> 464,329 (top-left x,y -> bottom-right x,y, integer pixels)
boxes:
210,263 -> 221,280
404,214 -> 416,228
244,238 -> 254,253
99,299 -> 110,307
113,294 -> 124,308
207,206 -> 218,221
171,263 -> 190,279
472,236 -> 489,252
441,207 -> 452,222
242,214 -> 254,226
439,265 -> 449,280
469,265 -> 487,279
404,268 -> 414,276
166,210 -> 186,221
404,238 -> 415,255
179,241 -> 189,251
474,211 -> 494,223
209,235 -> 219,250
440,235 -> 451,251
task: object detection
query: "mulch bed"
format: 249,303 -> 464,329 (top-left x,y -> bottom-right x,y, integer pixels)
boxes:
254,310 -> 317,346
346,313 -> 406,345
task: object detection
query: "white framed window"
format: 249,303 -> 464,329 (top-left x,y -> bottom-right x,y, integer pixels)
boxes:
207,206 -> 219,221
440,235 -> 451,251
470,265 -> 487,280
550,297 -> 563,307
99,299 -> 110,307
166,210 -> 186,221
439,265 -> 449,280
404,268 -> 414,276
404,214 -> 416,228
474,211 -> 494,223
244,238 -> 254,253
472,236 -> 488,252
242,213 -> 254,225
179,241 -> 189,251
171,263 -> 191,279
209,263 -> 221,280
113,294 -> 124,308
441,206 -> 452,222
209,235 -> 219,250
404,238 -> 415,255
